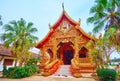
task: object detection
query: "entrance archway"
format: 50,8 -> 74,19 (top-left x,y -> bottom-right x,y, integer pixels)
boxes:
57,41 -> 74,65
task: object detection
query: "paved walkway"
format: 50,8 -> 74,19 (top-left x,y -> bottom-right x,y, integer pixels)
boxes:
0,75 -> 96,81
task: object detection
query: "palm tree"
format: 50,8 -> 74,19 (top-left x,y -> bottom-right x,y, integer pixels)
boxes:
1,18 -> 38,66
87,0 -> 120,52
87,0 -> 120,33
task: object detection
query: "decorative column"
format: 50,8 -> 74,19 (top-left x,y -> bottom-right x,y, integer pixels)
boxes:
39,47 -> 46,74
74,36 -> 79,58
52,37 -> 57,60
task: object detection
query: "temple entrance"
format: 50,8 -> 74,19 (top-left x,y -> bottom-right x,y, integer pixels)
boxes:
57,41 -> 74,65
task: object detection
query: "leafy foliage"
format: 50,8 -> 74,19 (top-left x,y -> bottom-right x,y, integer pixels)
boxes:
87,0 -> 120,67
87,0 -> 120,33
97,68 -> 117,81
12,38 -> 34,66
3,65 -> 37,78
1,18 -> 38,66
104,27 -> 120,53
86,32 -> 115,68
8,67 -> 26,78
2,57 -> 40,78
2,66 -> 8,77
27,57 -> 40,65
24,65 -> 37,77
26,57 -> 40,73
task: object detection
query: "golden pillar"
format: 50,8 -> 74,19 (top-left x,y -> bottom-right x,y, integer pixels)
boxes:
40,47 -> 45,58
74,37 -> 78,57
52,37 -> 57,60
74,36 -> 79,58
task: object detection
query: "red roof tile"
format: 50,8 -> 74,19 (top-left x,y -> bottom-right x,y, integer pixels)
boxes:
0,44 -> 13,57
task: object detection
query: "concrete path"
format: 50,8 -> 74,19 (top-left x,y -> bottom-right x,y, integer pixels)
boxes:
0,75 -> 95,81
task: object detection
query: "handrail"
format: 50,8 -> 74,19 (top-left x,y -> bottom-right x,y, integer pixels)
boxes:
42,59 -> 59,76
45,59 -> 58,68
79,57 -> 93,63
71,57 -> 95,77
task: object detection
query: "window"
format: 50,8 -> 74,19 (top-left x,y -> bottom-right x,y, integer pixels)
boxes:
3,59 -> 13,66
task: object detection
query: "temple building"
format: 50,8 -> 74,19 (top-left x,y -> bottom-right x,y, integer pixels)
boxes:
36,5 -> 95,77
0,44 -> 39,71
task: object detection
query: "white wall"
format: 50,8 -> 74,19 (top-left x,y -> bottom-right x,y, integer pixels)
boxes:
0,58 -> 4,71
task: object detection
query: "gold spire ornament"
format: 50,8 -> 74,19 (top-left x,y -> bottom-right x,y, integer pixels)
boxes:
78,18 -> 81,26
62,3 -> 65,11
49,23 -> 52,30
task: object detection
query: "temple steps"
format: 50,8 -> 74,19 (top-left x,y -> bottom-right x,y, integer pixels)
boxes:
50,65 -> 95,78
51,65 -> 72,77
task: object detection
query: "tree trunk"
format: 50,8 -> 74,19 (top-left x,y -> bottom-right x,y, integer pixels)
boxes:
106,55 -> 110,65
19,60 -> 23,67
14,59 -> 17,67
116,30 -> 120,45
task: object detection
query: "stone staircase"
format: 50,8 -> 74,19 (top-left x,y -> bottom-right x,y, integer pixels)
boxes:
51,65 -> 72,77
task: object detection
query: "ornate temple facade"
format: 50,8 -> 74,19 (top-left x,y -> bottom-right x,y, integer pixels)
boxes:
36,6 -> 95,77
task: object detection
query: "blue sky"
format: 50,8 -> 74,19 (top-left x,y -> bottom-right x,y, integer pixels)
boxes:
0,0 -> 119,59
0,0 -> 94,41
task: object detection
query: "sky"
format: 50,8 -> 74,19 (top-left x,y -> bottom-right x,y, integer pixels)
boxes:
0,0 -> 95,40
0,0 -> 119,59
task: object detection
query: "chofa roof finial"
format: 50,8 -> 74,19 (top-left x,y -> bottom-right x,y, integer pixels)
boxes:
78,18 -> 81,26
49,23 -> 51,29
62,3 -> 65,11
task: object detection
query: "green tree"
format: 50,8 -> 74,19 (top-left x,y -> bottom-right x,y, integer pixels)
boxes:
1,18 -> 38,66
86,34 -> 115,68
87,0 -> 120,58
87,0 -> 120,33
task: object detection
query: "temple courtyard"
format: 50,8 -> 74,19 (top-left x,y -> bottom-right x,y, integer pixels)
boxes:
0,75 -> 95,81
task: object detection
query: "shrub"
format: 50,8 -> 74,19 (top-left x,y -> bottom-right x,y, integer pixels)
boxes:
2,66 -> 8,77
27,58 -> 40,65
97,68 -> 117,81
6,67 -> 16,78
13,67 -> 26,78
6,67 -> 26,78
4,64 -> 37,78
3,58 -> 38,78
24,64 -> 37,77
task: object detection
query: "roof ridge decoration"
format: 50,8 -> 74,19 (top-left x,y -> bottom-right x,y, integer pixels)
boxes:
50,3 -> 78,30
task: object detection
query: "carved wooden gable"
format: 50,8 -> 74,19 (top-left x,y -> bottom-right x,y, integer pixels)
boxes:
36,9 -> 93,49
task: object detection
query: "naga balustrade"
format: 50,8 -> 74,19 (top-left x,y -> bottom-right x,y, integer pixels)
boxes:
41,59 -> 59,76
71,57 -> 96,77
